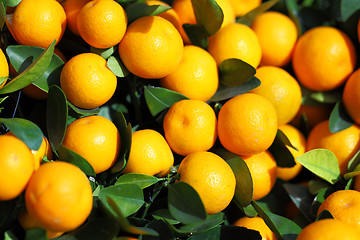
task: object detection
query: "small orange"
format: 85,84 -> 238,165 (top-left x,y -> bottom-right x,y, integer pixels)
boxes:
217,93 -> 278,156
242,150 -> 277,200
60,52 -> 117,109
290,104 -> 332,131
31,136 -> 53,170
160,45 -> 219,102
251,11 -> 298,67
5,0 -> 66,48
292,26 -> 356,91
123,129 -> 174,177
0,134 -> 34,200
62,0 -> 91,35
25,161 -> 93,232
118,16 -> 183,79
343,68 -> 360,125
77,0 -> 127,49
178,151 -> 236,214
228,0 -> 261,17
0,48 -> 9,89
163,99 -> 217,156
233,216 -> 276,240
306,120 -> 360,175
62,115 -> 121,174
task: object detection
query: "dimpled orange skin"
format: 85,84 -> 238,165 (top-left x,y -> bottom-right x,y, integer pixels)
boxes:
292,26 -> 356,91
0,48 -> 9,88
343,68 -> 360,125
233,216 -> 276,240
25,161 -> 93,232
217,93 -> 278,156
62,115 -> 121,174
118,16 -> 184,79
62,0 -> 91,35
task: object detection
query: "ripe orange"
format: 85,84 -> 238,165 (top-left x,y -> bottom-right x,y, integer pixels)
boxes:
0,48 -> 9,89
292,26 -> 357,91
25,161 -> 93,232
160,45 -> 219,102
306,120 -> 360,175
123,129 -> 174,177
60,52 -> 117,109
207,22 -> 262,68
276,124 -> 306,181
242,150 -> 277,200
250,66 -> 302,125
251,11 -> 298,67
228,0 -> 261,17
163,99 -> 217,156
343,68 -> 360,125
5,0 -> 66,48
0,134 -> 34,200
118,16 -> 183,79
297,218 -> 360,240
317,190 -> 360,234
31,136 -> 53,170
171,0 -> 195,44
77,0 -> 127,49
217,93 -> 278,156
214,0 -> 236,28
233,216 -> 276,240
62,0 -> 91,35
178,151 -> 236,214
290,104 -> 332,131
62,115 -> 121,174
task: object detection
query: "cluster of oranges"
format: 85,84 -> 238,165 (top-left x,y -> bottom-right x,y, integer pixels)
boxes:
1,0 -> 360,239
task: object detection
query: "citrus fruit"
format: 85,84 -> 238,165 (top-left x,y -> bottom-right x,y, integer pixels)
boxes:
25,161 -> 93,232
77,0 -> 127,49
0,48 -> 9,88
123,129 -> 174,177
207,22 -> 262,68
62,115 -> 120,174
233,216 -> 276,240
250,66 -> 302,125
62,0 -> 91,35
5,0 -> 66,48
292,26 -> 356,91
343,68 -> 360,125
0,134 -> 34,200
160,45 -> 219,102
242,150 -> 277,200
217,93 -> 278,156
118,15 -> 183,79
171,0 -> 195,44
30,136 -> 52,170
178,151 -> 236,215
60,52 -> 117,109
251,11 -> 298,67
306,120 -> 360,175
228,0 -> 261,17
163,99 -> 217,156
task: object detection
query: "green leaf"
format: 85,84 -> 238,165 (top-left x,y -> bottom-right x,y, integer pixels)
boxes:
296,149 -> 340,184
311,187 -> 336,216
0,118 -> 43,150
219,58 -> 256,87
329,101 -> 353,133
268,130 -> 297,168
4,231 -> 19,240
285,0 -> 303,35
308,179 -> 332,195
316,209 -> 334,221
144,86 -> 188,116
183,24 -> 209,49
188,225 -> 261,240
6,0 -> 21,7
116,173 -> 159,189
152,209 -> 181,225
141,219 -> 175,240
179,212 -> 225,233
107,56 -> 129,77
343,169 -> 360,181
67,101 -> 100,117
168,182 -> 207,225
57,145 -> 96,177
91,46 -> 115,59
46,85 -> 68,151
25,228 -> 47,240
0,76 -> 7,86
347,149 -> 360,172
0,2 -> 5,31
191,0 -> 223,35
310,90 -> 342,104
126,2 -> 171,23
237,0 -> 278,26
340,0 -> 360,22
99,183 -> 144,218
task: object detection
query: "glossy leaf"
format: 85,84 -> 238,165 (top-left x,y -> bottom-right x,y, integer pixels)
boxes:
183,24 -> 209,49
219,58 -> 256,87
296,149 -> 341,184
168,182 -> 207,225
310,90 -> 342,104
347,149 -> 360,172
188,225 -> 261,240
179,212 -> 225,233
268,130 -> 297,168
141,219 -> 175,240
152,209 -> 181,225
0,77 -> 6,87
6,0 -> 21,7
329,101 -> 353,133
0,2 -> 5,30
237,0 -> 278,26
107,56 -> 129,77
285,0 -> 303,35
67,101 -> 100,117
308,179 -> 332,195
311,187 -> 336,216
116,173 -> 159,189
126,2 -> 170,23
4,231 -> 18,240
340,0 -> 360,22
91,46 -> 115,59
191,0 -> 223,35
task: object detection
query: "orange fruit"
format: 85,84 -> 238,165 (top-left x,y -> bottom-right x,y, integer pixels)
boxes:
25,161 -> 93,232
0,48 -> 9,89
163,99 -> 217,156
118,16 -> 183,79
343,68 -> 360,125
62,0 -> 91,35
290,104 -> 332,131
228,0 -> 261,17
306,120 -> 360,175
233,216 -> 276,240
207,22 -> 262,68
60,52 -> 117,109
123,129 -> 174,177
214,0 -> 236,28
31,136 -> 53,170
276,124 -> 306,181
5,0 -> 66,48
317,190 -> 360,234
77,0 -> 127,49
250,66 -> 302,125
160,45 -> 219,102
242,150 -> 277,200
178,151 -> 236,214
251,11 -> 298,67
292,26 -> 356,91
217,93 -> 278,156
0,134 -> 34,200
62,115 -> 121,174
296,218 -> 360,240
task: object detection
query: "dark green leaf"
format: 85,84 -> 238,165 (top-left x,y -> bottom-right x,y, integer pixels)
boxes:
191,0 -> 223,35
268,130 -> 297,168
183,24 -> 209,49
141,219 -> 175,240
219,58 -> 256,87
0,77 -> 7,86
188,225 -> 261,240
0,2 -> 5,30
116,173 -> 159,189
316,209 -> 334,221
285,0 -> 303,35
347,149 -> 360,172
67,101 -> 100,117
91,46 -> 115,59
310,90 -> 342,104
0,118 -> 43,150
340,0 -> 360,22
6,0 -> 21,7
329,101 -> 353,133
126,2 -> 170,23
311,187 -> 336,216
296,149 -> 341,184
343,169 -> 360,181
237,0 -> 278,26
25,228 -> 47,240
152,209 -> 181,225
168,182 -> 207,225
107,56 -> 129,77
179,212 -> 224,233
308,179 -> 331,195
